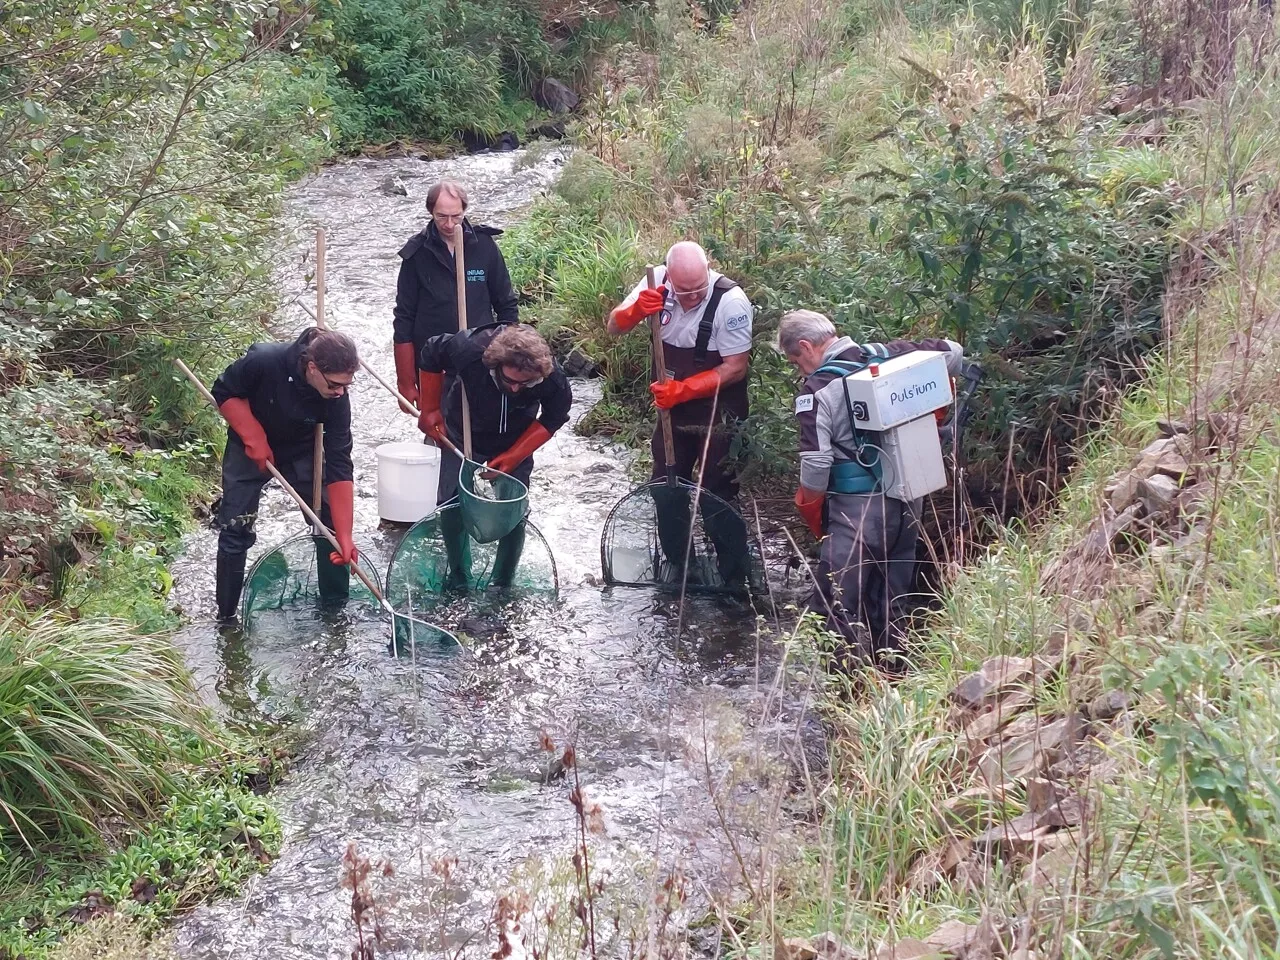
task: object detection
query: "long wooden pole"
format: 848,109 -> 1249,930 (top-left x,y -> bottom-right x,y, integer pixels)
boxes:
174,359 -> 391,611
454,223 -> 473,459
311,229 -> 326,530
647,266 -> 677,484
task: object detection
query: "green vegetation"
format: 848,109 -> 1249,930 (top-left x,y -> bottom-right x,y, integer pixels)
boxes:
1,749 -> 281,959
0,0 -> 322,950
311,0 -> 645,148
503,0 -> 1180,497
500,0 -> 1280,957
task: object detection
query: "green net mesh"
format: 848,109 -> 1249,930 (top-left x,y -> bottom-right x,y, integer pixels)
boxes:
600,480 -> 764,595
242,532 -> 384,622
457,460 -> 529,544
385,503 -> 557,613
241,532 -> 462,648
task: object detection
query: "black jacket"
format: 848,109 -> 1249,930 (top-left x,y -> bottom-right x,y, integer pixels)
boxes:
418,323 -> 573,460
393,219 -> 519,356
211,328 -> 354,484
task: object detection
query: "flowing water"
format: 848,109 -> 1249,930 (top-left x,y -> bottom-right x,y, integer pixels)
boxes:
169,145 -> 818,959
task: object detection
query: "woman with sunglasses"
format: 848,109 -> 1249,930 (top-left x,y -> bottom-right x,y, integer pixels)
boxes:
416,323 -> 573,589
210,327 -> 362,622
391,180 -> 520,415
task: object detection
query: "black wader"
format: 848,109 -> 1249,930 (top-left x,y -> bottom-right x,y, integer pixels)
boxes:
214,443 -> 350,620
650,278 -> 752,588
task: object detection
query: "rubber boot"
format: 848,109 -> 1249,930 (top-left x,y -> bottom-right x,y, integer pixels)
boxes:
216,550 -> 248,623
701,497 -> 751,593
313,536 -> 351,607
650,483 -> 692,584
489,521 -> 527,589
439,507 -> 473,592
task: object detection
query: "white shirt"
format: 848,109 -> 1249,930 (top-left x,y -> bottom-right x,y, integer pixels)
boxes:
618,266 -> 753,357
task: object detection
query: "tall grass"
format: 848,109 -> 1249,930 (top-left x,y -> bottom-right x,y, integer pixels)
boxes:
0,615 -> 212,847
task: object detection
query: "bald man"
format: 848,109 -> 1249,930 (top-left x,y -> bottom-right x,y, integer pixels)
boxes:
606,241 -> 753,589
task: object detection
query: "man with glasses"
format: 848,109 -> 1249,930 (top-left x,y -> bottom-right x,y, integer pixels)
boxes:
606,241 -> 754,589
392,180 -> 519,417
416,323 -> 572,589
210,327 -> 362,622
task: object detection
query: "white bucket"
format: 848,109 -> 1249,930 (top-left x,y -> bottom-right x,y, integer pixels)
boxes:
375,441 -> 440,523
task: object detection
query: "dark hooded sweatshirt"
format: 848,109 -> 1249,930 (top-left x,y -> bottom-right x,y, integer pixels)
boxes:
418,323 -> 573,460
393,219 -> 519,357
211,328 -> 354,484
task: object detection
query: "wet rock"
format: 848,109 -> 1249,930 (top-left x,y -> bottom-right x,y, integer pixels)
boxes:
536,77 -> 580,114
949,656 -> 1035,711
583,462 -> 615,475
1137,474 -> 1180,515
378,174 -> 409,197
532,118 -> 568,140
461,130 -> 520,153
561,345 -> 600,378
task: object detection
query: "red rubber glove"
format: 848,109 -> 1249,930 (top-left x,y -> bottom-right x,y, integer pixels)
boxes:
394,342 -> 419,416
935,377 -> 956,423
795,486 -> 826,538
326,480 -> 359,566
417,370 -> 447,442
650,368 -> 721,410
219,397 -> 274,473
613,285 -> 666,333
485,422 -> 553,476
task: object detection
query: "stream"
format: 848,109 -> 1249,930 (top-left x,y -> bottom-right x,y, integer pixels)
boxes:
168,144 -> 819,959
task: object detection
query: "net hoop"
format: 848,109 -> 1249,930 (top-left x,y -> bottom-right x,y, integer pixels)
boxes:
240,531 -> 384,624
600,479 -> 764,595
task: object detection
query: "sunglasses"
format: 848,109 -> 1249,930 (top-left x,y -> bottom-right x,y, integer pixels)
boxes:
497,368 -> 543,390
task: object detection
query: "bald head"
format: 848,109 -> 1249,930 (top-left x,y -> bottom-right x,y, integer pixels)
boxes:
665,241 -> 711,309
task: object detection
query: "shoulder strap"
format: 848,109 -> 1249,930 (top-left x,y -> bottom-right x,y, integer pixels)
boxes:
694,276 -> 739,363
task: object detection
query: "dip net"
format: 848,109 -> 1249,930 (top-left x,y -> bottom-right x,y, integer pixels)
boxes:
385,503 -> 558,613
600,480 -> 764,595
241,532 -> 384,624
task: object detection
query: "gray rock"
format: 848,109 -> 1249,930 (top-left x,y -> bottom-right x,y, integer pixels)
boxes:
536,77 -> 580,114
378,174 -> 408,197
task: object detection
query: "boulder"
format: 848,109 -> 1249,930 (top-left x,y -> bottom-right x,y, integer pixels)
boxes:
560,345 -> 599,378
536,77 -> 580,114
1085,689 -> 1130,721
924,916 -> 1001,958
1137,474 -> 1180,515
378,174 -> 409,197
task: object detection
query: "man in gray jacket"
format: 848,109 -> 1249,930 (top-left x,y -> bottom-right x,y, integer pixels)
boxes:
779,310 -> 964,673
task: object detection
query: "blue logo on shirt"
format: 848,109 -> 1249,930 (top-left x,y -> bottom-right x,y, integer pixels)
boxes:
467,268 -> 486,282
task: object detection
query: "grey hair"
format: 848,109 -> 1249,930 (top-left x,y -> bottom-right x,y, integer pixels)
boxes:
777,309 -> 838,355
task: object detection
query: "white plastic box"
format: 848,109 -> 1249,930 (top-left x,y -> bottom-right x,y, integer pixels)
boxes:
842,350 -> 953,430
879,414 -> 949,502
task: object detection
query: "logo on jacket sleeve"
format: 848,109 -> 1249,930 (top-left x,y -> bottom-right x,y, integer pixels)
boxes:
795,394 -> 814,414
726,312 -> 749,331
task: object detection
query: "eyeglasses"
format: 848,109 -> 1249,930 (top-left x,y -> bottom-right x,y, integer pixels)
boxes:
666,275 -> 710,299
433,211 -> 465,223
320,371 -> 354,392
497,368 -> 543,390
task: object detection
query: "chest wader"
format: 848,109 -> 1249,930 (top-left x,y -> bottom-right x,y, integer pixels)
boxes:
812,351 -> 923,672
215,442 -> 350,622
649,277 -> 753,589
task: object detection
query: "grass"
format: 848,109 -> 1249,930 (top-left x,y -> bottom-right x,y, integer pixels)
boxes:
0,615 -> 216,848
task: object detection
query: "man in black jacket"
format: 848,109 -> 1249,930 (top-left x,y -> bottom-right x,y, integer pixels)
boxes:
417,323 -> 572,589
211,327 -> 361,622
392,180 -> 519,414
